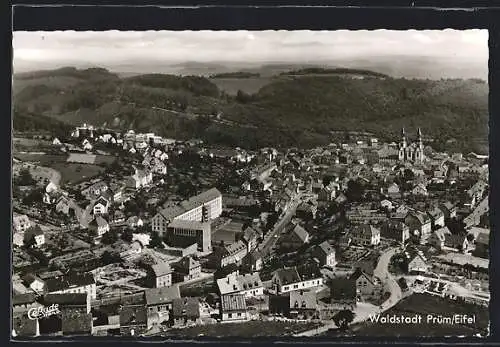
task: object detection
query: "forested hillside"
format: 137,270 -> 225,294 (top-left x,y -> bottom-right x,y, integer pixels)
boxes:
12,67 -> 488,153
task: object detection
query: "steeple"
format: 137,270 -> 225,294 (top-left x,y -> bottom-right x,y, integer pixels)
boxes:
401,128 -> 407,148
417,128 -> 423,148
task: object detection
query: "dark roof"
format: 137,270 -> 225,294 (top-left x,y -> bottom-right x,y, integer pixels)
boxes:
119,305 -> 148,326
329,278 -> 357,300
22,273 -> 43,286
42,293 -> 88,306
62,311 -> 93,335
173,256 -> 200,273
144,285 -> 181,306
242,227 -> 259,243
221,294 -> 247,312
151,262 -> 172,277
273,268 -> 301,286
172,297 -> 200,319
25,225 -> 44,236
289,290 -> 317,310
13,293 -> 37,306
476,232 -> 489,245
45,273 -> 95,293
350,268 -> 373,285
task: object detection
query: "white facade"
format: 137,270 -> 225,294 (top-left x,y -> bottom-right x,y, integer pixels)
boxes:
278,278 -> 323,294
221,311 -> 249,322
13,215 -> 32,233
177,196 -> 222,222
51,283 -> 97,300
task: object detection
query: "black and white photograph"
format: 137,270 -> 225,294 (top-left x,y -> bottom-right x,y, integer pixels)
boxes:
11,29 -> 490,338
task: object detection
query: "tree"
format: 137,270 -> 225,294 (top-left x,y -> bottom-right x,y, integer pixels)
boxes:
121,229 -> 134,242
332,309 -> 355,331
101,230 -> 119,245
22,188 -> 44,205
101,250 -> 120,265
346,180 -> 364,202
150,231 -> 164,249
17,168 -> 36,186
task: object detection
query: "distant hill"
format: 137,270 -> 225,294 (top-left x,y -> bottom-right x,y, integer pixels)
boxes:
12,67 -> 489,153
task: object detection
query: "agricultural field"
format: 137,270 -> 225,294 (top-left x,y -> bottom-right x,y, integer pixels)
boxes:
50,162 -> 106,185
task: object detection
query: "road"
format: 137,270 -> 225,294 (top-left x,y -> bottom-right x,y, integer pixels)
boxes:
294,247 -> 403,337
258,195 -> 303,258
373,247 -> 403,311
464,195 -> 488,227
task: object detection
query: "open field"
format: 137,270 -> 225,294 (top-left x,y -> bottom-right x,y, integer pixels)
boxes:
164,321 -> 324,338
49,162 -> 106,185
350,293 -> 489,337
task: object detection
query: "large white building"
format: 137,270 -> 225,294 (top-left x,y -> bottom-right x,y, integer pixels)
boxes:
152,188 -> 222,236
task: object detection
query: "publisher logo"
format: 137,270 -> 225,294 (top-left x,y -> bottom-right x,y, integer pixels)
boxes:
28,304 -> 61,320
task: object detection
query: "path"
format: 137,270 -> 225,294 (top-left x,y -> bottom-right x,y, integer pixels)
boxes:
464,195 -> 489,227
294,247 -> 403,337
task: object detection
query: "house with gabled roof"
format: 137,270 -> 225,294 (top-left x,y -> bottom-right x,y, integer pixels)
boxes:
172,297 -> 201,327
241,226 -> 260,253
438,201 -> 457,220
119,304 -> 148,336
313,241 -> 336,268
88,215 -> 109,237
220,294 -> 249,322
281,224 -> 310,250
350,268 -> 383,300
271,265 -> 323,294
145,285 -> 180,326
148,262 -> 172,288
352,224 -> 380,246
405,211 -> 432,244
427,207 -> 445,228
429,226 -> 452,250
172,256 -> 201,283
270,290 -> 318,320
217,272 -> 264,298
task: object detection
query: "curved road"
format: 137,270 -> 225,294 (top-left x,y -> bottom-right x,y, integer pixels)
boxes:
294,247 -> 403,337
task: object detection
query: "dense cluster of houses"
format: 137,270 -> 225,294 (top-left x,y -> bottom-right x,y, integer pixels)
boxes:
12,124 -> 490,337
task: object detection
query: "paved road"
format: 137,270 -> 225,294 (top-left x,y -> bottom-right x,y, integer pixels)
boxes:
464,195 -> 488,227
373,247 -> 403,311
294,247 -> 403,337
258,195 -> 302,257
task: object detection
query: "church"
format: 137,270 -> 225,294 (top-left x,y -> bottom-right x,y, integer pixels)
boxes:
398,128 -> 425,164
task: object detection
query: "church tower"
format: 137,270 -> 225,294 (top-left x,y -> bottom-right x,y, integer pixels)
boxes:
414,128 -> 424,164
398,128 -> 407,161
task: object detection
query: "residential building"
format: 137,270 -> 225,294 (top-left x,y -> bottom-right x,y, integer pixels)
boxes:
405,211 -> 432,244
220,294 -> 249,322
171,297 -> 201,327
473,232 -> 489,259
13,214 -> 32,233
241,226 -> 260,253
438,202 -> 457,220
24,225 -> 45,247
242,250 -> 263,272
444,233 -> 469,252
22,274 -> 45,293
93,196 -> 110,215
403,251 -> 429,274
148,263 -> 172,288
217,272 -> 264,298
350,268 -> 383,300
427,207 -> 445,228
271,265 -> 323,294
412,183 -> 428,196
381,220 -> 410,244
127,168 -> 153,189
42,293 -> 92,336
281,224 -> 310,250
429,226 -> 452,250
269,290 -> 318,319
219,240 -> 248,268
145,285 -> 181,327
172,256 -> 201,283
119,304 -> 148,336
45,272 -> 97,299
88,216 -> 110,237
352,225 -> 380,246
313,241 -> 336,268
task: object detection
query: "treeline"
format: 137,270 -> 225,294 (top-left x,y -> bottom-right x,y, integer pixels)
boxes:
15,67 -> 119,81
280,67 -> 388,78
124,74 -> 220,98
13,109 -> 72,138
210,72 -> 261,79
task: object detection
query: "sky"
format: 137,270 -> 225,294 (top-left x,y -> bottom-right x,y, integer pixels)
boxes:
12,30 -> 488,77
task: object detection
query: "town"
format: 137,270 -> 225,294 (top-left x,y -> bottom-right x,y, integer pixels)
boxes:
12,123 -> 490,337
